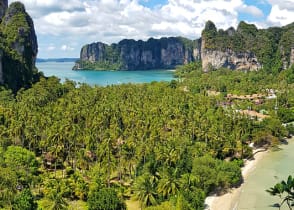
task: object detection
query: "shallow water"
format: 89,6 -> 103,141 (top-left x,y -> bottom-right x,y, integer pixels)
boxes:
236,138 -> 294,210
36,62 -> 175,86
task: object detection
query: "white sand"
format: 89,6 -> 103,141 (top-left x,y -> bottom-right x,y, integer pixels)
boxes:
204,149 -> 268,210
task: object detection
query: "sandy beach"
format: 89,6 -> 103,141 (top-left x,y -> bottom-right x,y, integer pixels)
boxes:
205,149 -> 268,210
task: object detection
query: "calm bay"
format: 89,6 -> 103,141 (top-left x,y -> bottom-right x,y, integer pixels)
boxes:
235,138 -> 294,210
36,61 -> 175,86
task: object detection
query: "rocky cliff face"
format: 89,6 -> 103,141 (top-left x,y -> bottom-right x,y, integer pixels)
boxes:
0,0 -> 7,83
200,25 -> 261,72
0,1 -> 39,92
291,47 -> 294,67
201,49 -> 260,72
76,21 -> 294,72
201,21 -> 294,72
81,42 -> 106,62
0,0 -> 7,19
74,37 -> 199,70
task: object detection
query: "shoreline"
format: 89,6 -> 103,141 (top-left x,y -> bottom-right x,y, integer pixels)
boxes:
204,148 -> 269,210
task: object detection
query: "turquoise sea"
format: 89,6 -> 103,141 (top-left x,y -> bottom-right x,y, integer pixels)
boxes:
36,62 -> 175,86
236,138 -> 294,210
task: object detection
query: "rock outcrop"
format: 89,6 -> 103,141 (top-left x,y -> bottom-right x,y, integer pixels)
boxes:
0,1 -> 39,92
74,37 -> 199,70
201,49 -> 260,72
291,47 -> 294,67
201,21 -> 294,72
0,0 -> 7,19
0,0 -> 7,84
75,21 -> 294,72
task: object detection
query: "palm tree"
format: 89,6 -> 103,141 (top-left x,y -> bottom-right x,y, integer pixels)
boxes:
97,136 -> 116,188
157,168 -> 181,198
180,173 -> 200,192
44,179 -> 68,210
133,175 -> 158,209
267,175 -> 294,210
47,192 -> 68,210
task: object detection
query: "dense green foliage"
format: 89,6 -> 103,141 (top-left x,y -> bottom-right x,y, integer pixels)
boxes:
0,59 -> 293,209
88,188 -> 126,210
12,188 -> 38,210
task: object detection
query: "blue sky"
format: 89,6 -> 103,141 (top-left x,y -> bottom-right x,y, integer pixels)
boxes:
8,0 -> 294,58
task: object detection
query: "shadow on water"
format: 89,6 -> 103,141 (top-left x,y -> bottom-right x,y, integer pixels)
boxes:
269,203 -> 280,208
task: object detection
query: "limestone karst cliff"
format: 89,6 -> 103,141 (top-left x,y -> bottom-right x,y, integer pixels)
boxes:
0,0 -> 7,84
75,21 -> 294,72
0,1 -> 40,92
74,37 -> 200,70
291,47 -> 294,66
201,21 -> 294,72
0,0 -> 7,20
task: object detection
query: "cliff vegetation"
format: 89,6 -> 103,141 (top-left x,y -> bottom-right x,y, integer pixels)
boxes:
0,1 -> 41,93
201,21 -> 294,72
73,37 -> 198,70
75,21 -> 294,73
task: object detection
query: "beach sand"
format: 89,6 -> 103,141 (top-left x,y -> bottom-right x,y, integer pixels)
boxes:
205,149 -> 268,210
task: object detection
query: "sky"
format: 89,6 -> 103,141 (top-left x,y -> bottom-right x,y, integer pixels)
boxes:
8,0 -> 294,58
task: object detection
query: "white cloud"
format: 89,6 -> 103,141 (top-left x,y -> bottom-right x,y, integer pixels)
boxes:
266,0 -> 294,26
61,45 -> 74,51
7,0 -> 294,58
268,0 -> 294,11
47,45 -> 56,51
8,0 -> 244,41
238,5 -> 264,17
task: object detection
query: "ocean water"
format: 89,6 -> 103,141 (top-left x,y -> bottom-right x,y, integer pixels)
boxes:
236,138 -> 294,210
36,62 -> 175,86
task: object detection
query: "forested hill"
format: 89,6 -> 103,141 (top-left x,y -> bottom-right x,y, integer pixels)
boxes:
0,1 -> 41,92
74,21 -> 294,72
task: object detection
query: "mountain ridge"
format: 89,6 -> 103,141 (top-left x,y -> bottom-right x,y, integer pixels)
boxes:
74,21 -> 294,72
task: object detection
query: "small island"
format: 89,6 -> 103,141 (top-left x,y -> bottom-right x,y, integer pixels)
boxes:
72,36 -> 198,71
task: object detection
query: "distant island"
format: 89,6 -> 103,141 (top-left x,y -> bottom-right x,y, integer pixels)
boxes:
37,58 -> 79,63
73,37 -> 198,71
73,21 -> 294,72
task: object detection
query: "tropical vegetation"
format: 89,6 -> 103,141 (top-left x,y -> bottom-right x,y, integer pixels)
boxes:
0,59 -> 293,209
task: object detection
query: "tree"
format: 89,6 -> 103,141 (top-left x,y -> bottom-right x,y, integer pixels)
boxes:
267,175 -> 294,210
181,189 -> 206,210
87,187 -> 126,210
12,188 -> 37,210
133,175 -> 158,209
3,146 -> 39,185
157,169 -> 181,198
0,167 -> 17,208
43,178 -> 69,210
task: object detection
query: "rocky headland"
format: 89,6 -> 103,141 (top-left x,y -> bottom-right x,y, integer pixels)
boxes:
0,0 -> 39,92
74,21 -> 294,72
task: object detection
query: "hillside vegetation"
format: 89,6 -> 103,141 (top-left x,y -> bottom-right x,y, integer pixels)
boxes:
0,61 -> 293,209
